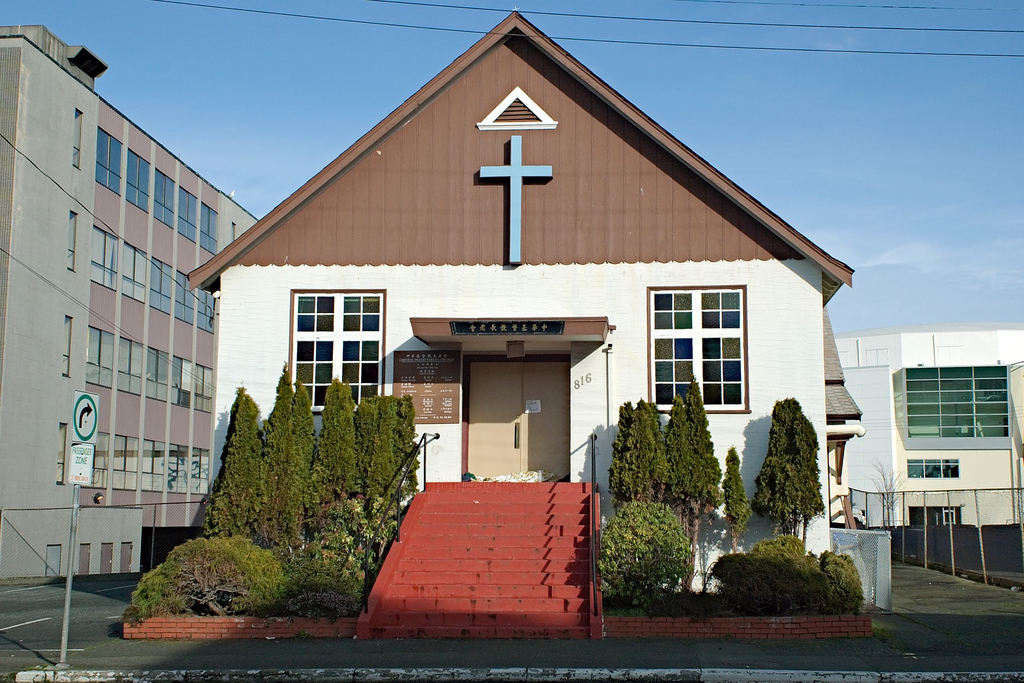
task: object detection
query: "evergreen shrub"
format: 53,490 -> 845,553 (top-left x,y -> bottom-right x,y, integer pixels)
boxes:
203,388 -> 263,539
711,552 -> 829,616
722,446 -> 750,553
711,537 -> 863,616
753,398 -> 824,539
598,501 -> 691,611
124,537 -> 284,621
608,401 -> 667,504
819,551 -> 864,615
354,395 -> 418,500
749,534 -> 809,561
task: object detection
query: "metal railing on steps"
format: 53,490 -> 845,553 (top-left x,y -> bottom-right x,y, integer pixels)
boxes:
361,431 -> 440,613
589,432 -> 601,617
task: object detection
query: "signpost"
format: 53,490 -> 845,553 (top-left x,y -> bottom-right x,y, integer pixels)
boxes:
56,391 -> 99,668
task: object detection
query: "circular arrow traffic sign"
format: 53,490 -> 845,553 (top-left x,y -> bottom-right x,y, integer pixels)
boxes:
72,392 -> 98,443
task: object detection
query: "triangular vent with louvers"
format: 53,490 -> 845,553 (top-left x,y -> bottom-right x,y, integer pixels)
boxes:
477,86 -> 558,130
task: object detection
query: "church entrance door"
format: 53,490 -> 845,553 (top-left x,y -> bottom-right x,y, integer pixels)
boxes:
467,359 -> 570,480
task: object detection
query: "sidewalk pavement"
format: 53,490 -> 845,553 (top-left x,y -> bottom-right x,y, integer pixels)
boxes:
8,563 -> 1024,682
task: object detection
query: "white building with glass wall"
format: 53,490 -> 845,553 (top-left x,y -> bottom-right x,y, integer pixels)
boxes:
835,324 -> 1024,525
0,26 -> 255,577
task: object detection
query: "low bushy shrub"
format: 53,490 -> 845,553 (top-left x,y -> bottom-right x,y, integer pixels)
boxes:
711,536 -> 863,617
286,590 -> 361,619
749,535 -> 809,561
124,537 -> 284,622
598,501 -> 691,611
711,552 -> 830,616
819,551 -> 863,615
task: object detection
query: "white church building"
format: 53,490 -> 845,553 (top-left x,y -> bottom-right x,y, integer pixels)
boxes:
192,13 -> 856,553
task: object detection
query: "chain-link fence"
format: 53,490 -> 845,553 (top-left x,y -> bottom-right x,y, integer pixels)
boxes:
848,487 -> 1024,585
831,528 -> 892,610
0,500 -> 206,579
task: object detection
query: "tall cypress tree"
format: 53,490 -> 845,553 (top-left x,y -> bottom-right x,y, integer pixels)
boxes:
259,364 -> 301,548
663,379 -> 721,588
393,395 -> 419,497
722,446 -> 751,553
308,379 -> 357,517
203,388 -> 262,539
354,395 -> 388,499
293,379 -> 316,526
355,394 -> 419,500
609,400 -> 667,505
753,398 -> 824,540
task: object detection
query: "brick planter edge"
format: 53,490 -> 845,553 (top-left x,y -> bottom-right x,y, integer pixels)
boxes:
123,616 -> 357,640
604,614 -> 872,639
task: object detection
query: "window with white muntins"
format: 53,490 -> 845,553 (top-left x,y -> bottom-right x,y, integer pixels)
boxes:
293,292 -> 383,408
650,288 -> 746,410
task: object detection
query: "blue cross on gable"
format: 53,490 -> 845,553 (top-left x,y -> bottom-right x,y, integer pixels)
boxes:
480,135 -> 552,265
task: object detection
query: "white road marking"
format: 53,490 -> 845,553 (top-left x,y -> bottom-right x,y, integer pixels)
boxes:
0,617 -> 51,632
93,584 -> 135,594
2,585 -> 50,594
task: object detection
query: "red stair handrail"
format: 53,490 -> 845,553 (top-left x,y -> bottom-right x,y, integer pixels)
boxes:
589,433 -> 601,618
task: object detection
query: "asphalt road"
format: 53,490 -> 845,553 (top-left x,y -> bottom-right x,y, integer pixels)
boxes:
3,564 -> 1024,677
0,576 -> 136,669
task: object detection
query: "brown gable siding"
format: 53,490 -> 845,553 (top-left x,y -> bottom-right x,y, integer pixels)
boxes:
239,37 -> 799,269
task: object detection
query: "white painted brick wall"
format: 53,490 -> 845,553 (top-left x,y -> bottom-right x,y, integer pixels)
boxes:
216,257 -> 830,552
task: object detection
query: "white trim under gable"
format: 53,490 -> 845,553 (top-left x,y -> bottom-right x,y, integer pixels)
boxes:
476,86 -> 558,131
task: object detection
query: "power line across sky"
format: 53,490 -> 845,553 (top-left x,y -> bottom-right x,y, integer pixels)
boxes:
145,0 -> 1024,57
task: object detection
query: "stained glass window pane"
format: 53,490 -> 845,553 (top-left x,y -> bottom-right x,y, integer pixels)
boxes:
655,362 -> 673,382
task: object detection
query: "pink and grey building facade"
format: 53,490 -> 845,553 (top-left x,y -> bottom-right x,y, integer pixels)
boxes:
0,26 -> 254,577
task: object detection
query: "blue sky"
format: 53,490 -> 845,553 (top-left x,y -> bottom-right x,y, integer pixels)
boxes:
8,0 -> 1023,332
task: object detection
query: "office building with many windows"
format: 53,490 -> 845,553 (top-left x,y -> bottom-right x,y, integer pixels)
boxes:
0,26 -> 255,577
835,324 -> 1024,518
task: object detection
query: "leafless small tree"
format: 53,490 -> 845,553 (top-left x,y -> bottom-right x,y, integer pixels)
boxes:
872,462 -> 904,528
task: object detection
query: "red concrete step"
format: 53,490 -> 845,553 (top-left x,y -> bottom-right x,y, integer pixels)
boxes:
393,570 -> 589,586
379,597 -> 586,615
369,609 -> 589,627
367,625 -> 589,639
409,524 -> 589,539
403,543 -> 587,560
359,482 -> 598,640
386,583 -> 588,600
421,489 -> 585,499
423,502 -> 588,515
426,482 -> 589,494
418,512 -> 588,526
401,558 -> 589,574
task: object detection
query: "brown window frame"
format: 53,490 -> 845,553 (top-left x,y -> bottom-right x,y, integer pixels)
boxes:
647,285 -> 750,414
